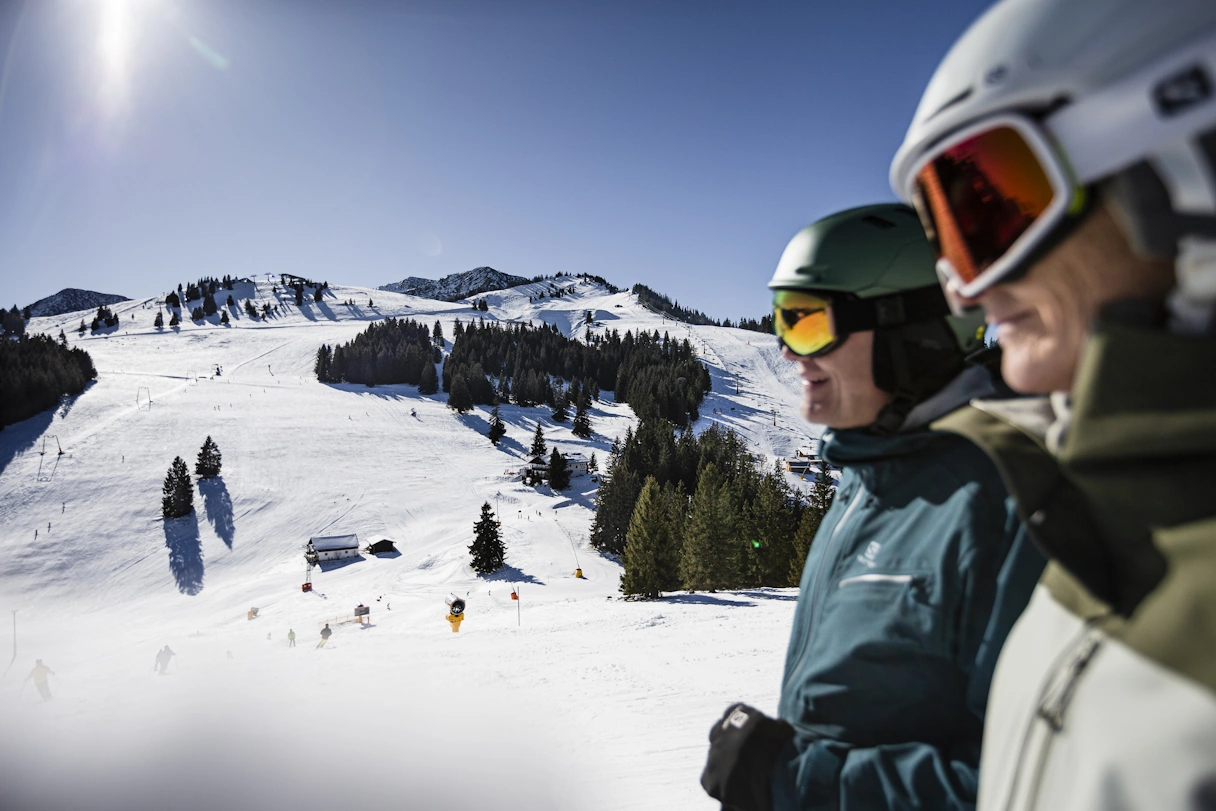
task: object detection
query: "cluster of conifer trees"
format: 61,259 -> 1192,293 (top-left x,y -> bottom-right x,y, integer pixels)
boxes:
631,283 -> 772,334
3,305 -> 27,337
443,319 -> 710,427
314,317 -> 441,390
0,333 -> 97,429
592,420 -> 836,598
161,437 -> 223,519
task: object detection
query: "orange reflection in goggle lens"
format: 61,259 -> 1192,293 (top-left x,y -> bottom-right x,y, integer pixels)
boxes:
773,290 -> 835,356
915,126 -> 1056,285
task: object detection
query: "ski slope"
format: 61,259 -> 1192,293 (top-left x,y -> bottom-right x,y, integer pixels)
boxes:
0,278 -> 820,810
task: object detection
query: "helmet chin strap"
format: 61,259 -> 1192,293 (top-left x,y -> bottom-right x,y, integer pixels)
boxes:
870,334 -> 917,436
868,320 -> 969,436
1106,126 -> 1216,332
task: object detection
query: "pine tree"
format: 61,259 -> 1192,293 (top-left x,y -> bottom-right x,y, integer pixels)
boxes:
551,397 -> 569,423
78,320 -> 87,334
680,463 -> 739,591
658,481 -> 687,592
154,311 -> 164,328
57,329 -> 67,346
468,502 -> 505,574
195,436 -> 222,478
226,294 -> 235,307
530,423 -> 547,457
295,286 -> 304,306
161,456 -> 194,519
169,311 -> 180,327
203,293 -> 218,316
621,477 -> 667,599
220,310 -> 230,325
548,447 -> 571,490
745,472 -> 797,587
418,362 -> 439,394
448,375 -> 473,413
787,464 -> 835,585
488,404 -> 507,445
314,345 -> 331,381
572,402 -> 592,438
313,286 -> 324,302
588,452 -> 598,475
432,320 -> 444,347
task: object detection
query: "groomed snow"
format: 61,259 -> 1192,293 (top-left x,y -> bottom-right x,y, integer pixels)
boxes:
0,278 -> 820,810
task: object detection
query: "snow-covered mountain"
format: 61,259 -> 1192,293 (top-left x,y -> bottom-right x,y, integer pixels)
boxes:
377,266 -> 529,301
0,277 -> 817,810
25,288 -> 129,317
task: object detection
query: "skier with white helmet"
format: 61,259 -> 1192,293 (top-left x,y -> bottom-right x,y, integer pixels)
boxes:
890,0 -> 1216,808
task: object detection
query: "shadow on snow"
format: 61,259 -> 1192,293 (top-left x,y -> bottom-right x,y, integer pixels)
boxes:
163,514 -> 204,595
482,563 -> 544,586
199,476 -> 236,549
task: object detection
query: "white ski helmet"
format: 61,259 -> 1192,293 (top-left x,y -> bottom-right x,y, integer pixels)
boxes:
890,0 -> 1216,302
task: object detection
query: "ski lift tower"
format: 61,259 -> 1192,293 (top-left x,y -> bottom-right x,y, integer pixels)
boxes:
36,436 -> 64,482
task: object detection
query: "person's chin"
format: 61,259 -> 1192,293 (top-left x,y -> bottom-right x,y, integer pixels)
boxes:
1002,342 -> 1073,395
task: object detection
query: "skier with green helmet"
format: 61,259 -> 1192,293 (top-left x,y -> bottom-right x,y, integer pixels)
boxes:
699,203 -> 1045,811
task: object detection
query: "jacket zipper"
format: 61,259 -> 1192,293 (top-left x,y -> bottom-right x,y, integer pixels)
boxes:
1000,624 -> 1104,811
783,483 -> 867,694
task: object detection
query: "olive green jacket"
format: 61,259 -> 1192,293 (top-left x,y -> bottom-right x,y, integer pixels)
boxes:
934,318 -> 1216,811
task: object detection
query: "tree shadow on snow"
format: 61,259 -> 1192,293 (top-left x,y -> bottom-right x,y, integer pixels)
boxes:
0,409 -> 55,476
456,412 -> 489,435
494,435 -> 528,458
734,589 -> 798,602
483,563 -> 544,585
199,477 -> 236,549
662,593 -> 756,607
56,383 -> 93,421
163,514 -> 204,595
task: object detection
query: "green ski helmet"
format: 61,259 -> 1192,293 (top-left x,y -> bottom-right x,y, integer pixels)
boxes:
769,203 -> 986,432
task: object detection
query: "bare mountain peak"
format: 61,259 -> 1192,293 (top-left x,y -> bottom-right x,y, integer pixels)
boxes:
26,288 -> 130,318
377,267 -> 529,302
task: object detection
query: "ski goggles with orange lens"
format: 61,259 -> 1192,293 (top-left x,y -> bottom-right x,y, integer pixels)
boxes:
907,115 -> 1086,299
773,286 -> 951,357
773,290 -> 837,357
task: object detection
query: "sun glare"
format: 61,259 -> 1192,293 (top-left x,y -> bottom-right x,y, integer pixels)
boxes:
96,0 -> 140,116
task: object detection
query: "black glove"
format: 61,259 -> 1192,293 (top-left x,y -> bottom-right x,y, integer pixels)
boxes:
701,703 -> 794,811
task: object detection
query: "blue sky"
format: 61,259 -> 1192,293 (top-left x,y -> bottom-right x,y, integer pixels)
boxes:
0,0 -> 995,321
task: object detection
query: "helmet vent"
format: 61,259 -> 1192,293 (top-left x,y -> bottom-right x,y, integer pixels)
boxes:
862,215 -> 897,230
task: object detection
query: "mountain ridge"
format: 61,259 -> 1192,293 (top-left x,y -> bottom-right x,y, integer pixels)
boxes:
378,267 -> 529,301
25,288 -> 129,318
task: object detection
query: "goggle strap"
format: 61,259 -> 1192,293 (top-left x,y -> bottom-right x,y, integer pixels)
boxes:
832,285 -> 951,335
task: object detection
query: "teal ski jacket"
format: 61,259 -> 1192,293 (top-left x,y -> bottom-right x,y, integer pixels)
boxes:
772,424 -> 1043,810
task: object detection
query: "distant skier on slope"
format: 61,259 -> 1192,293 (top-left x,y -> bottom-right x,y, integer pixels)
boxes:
317,624 -> 332,648
24,659 -> 56,701
288,629 -> 296,648
154,646 -> 175,675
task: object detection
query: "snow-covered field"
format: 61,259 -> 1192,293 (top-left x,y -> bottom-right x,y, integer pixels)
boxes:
0,278 -> 818,810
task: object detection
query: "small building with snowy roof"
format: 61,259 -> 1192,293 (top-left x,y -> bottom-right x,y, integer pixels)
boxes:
306,534 -> 360,563
563,452 -> 590,476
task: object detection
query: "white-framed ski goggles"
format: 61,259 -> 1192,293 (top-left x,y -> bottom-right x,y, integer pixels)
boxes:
896,28 -> 1216,299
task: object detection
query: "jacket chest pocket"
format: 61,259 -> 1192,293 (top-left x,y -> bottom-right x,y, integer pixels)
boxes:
826,571 -> 944,651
